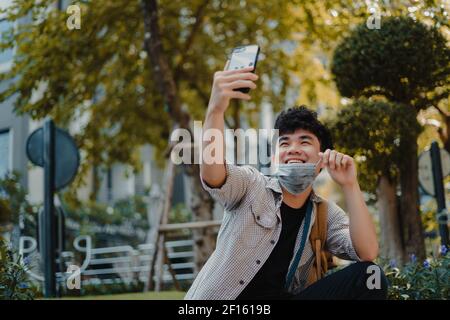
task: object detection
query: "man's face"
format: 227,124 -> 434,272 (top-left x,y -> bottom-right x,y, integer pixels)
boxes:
274,129 -> 322,172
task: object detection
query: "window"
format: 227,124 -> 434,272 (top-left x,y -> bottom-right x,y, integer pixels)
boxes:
0,129 -> 11,178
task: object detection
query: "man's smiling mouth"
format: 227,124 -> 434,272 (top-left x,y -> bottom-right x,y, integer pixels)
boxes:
285,159 -> 306,164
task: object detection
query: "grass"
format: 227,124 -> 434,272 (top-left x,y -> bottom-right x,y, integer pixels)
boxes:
56,291 -> 186,300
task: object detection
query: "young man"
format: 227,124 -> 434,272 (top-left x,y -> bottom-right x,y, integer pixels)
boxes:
184,65 -> 388,300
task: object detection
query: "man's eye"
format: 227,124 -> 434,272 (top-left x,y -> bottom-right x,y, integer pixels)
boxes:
280,143 -> 288,147
302,141 -> 310,145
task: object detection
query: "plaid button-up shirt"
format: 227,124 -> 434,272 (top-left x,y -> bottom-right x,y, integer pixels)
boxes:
185,164 -> 361,300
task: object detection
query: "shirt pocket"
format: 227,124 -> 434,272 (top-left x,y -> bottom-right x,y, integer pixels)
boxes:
234,201 -> 278,248
251,201 -> 278,229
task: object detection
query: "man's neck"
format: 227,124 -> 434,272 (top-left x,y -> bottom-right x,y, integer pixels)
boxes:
282,186 -> 312,209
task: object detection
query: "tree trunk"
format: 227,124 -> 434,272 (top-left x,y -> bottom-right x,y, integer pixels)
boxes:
185,164 -> 216,273
141,0 -> 190,131
376,175 -> 405,265
142,0 -> 216,274
399,137 -> 426,261
90,165 -> 101,202
437,113 -> 450,154
154,161 -> 175,291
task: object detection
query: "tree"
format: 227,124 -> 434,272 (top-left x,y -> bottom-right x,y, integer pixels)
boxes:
328,99 -> 422,263
331,16 -> 450,259
288,0 -> 450,110
0,172 -> 37,248
0,239 -> 36,300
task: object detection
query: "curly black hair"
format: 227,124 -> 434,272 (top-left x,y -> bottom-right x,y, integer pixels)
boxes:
274,106 -> 333,152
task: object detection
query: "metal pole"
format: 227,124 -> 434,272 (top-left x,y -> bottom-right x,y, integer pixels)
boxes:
430,141 -> 449,247
43,119 -> 57,297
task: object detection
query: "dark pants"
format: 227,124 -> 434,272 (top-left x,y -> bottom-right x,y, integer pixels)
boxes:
289,261 -> 388,300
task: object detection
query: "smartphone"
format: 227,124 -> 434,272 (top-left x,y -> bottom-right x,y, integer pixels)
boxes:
226,45 -> 260,93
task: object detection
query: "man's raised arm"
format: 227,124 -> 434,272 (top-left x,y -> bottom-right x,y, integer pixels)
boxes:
200,64 -> 258,188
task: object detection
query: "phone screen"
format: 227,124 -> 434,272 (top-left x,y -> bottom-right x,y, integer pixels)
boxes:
227,45 -> 259,70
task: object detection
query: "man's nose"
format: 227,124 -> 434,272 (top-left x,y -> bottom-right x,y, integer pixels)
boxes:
287,146 -> 304,155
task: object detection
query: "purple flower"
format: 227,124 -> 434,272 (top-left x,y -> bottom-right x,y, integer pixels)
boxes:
389,259 -> 397,268
18,282 -> 29,289
409,254 -> 417,263
441,245 -> 448,256
423,260 -> 430,268
23,256 -> 30,266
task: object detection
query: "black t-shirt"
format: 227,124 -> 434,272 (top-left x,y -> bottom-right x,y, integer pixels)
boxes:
236,198 -> 309,300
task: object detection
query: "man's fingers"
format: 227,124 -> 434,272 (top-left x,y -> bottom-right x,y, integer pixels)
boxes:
323,149 -> 331,166
228,91 -> 251,100
222,72 -> 258,82
329,150 -> 337,169
321,150 -> 352,170
335,153 -> 343,169
342,155 -> 351,168
223,80 -> 257,90
220,65 -> 254,76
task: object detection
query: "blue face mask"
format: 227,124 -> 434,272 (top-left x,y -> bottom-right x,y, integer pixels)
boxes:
274,159 -> 321,195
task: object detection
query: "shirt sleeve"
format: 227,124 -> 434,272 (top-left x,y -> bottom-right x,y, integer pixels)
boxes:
325,201 -> 362,262
200,163 -> 258,211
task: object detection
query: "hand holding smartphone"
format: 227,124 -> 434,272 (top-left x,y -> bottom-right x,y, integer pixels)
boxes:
226,45 -> 260,93
207,44 -> 259,114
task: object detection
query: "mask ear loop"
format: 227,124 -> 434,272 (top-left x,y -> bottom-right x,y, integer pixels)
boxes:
316,156 -> 323,167
315,156 -> 324,176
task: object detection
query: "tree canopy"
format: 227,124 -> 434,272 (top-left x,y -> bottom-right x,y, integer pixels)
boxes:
332,16 -> 449,109
327,99 -> 422,194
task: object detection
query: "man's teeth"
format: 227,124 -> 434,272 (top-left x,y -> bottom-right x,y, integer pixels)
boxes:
287,160 -> 304,163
